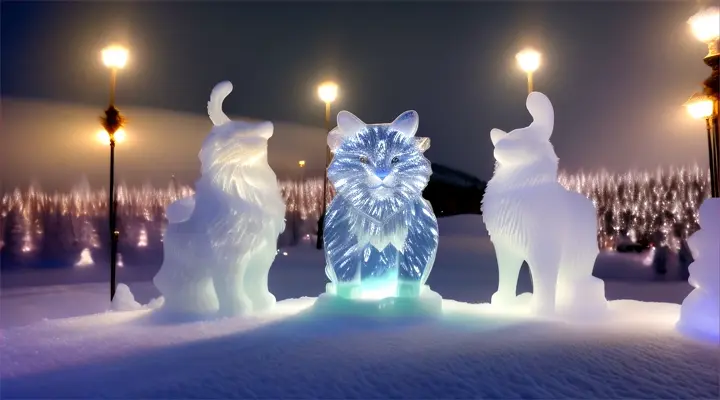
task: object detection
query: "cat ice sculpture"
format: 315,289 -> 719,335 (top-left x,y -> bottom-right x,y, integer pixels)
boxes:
324,110 -> 438,300
482,92 -> 607,317
153,81 -> 286,317
677,198 -> 719,341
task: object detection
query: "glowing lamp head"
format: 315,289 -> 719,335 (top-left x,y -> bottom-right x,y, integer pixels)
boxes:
689,7 -> 720,44
101,45 -> 129,69
97,128 -> 127,145
516,48 -> 541,73
298,160 -> 306,168
317,82 -> 338,104
685,93 -> 715,119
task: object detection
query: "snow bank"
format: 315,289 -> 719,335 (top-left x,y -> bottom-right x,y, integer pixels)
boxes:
1,296 -> 717,399
111,284 -> 143,311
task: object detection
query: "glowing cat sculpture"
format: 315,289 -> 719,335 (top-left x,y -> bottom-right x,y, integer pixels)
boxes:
153,81 -> 286,317
677,198 -> 720,342
322,110 -> 439,301
482,92 -> 607,318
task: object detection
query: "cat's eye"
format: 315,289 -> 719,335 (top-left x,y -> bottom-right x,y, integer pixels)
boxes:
359,156 -> 369,164
391,157 -> 400,164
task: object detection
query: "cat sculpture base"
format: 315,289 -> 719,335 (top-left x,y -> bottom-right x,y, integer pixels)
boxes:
313,283 -> 443,318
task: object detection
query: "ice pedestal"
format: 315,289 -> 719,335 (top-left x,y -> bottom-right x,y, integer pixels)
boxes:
313,283 -> 443,318
677,198 -> 719,342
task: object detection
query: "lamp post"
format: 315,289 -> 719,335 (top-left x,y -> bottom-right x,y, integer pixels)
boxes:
298,159 -> 306,216
298,159 -> 307,183
316,81 -> 338,250
100,44 -> 128,300
292,160 -> 307,245
516,48 -> 541,94
685,7 -> 719,198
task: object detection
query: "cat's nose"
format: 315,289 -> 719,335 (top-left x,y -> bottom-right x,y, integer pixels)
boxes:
375,170 -> 391,180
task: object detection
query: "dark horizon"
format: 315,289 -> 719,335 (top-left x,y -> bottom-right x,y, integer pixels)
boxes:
1,1 -> 714,189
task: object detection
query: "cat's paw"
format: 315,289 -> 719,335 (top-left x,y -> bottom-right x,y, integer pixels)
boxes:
396,281 -> 422,298
217,295 -> 253,317
252,292 -> 276,313
490,291 -> 518,308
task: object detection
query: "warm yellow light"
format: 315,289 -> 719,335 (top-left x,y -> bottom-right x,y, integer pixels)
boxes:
96,128 -> 127,145
688,7 -> 720,43
516,48 -> 541,73
101,45 -> 129,69
685,94 -> 714,119
317,81 -> 338,104
298,160 -> 306,168
115,128 -> 127,142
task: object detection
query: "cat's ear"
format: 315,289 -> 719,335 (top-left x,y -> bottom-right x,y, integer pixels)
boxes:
415,137 -> 430,153
390,110 -> 419,137
330,111 -> 367,152
337,111 -> 366,136
526,91 -> 554,139
327,127 -> 345,153
490,128 -> 508,146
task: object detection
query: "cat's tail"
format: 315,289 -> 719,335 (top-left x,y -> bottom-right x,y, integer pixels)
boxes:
207,81 -> 233,126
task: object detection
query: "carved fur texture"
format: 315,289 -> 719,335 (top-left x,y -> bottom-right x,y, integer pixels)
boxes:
482,92 -> 606,317
324,110 -> 438,298
153,81 -> 286,317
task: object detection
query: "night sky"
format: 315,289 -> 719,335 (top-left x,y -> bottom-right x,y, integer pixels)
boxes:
0,1 -> 713,188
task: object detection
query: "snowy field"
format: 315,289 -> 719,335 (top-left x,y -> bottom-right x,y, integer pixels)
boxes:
1,216 -> 717,399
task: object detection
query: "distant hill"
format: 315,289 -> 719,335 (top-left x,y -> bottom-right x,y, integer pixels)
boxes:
424,163 -> 486,216
430,163 -> 485,190
0,98 -> 328,191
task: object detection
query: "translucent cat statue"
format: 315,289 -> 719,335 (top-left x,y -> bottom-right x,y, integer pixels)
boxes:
677,198 -> 719,342
482,92 -> 607,318
320,110 -> 440,307
153,81 -> 286,317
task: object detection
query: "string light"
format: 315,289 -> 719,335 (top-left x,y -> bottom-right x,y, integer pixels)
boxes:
557,165 -> 709,249
0,166 -> 710,257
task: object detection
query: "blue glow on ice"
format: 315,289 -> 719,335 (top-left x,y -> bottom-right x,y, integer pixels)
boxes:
323,110 -> 438,300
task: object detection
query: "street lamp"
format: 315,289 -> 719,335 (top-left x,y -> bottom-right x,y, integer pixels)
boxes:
298,159 -> 306,209
685,93 -> 714,120
100,44 -> 128,301
316,81 -> 338,250
516,48 -> 541,94
686,7 -> 719,198
96,128 -> 127,145
291,160 -> 307,245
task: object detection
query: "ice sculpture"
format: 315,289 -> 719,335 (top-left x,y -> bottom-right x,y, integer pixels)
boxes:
677,198 -> 719,341
482,92 -> 607,317
321,110 -> 439,302
153,81 -> 286,317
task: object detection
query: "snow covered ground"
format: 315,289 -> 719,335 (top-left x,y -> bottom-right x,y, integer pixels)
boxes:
1,215 -> 717,399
